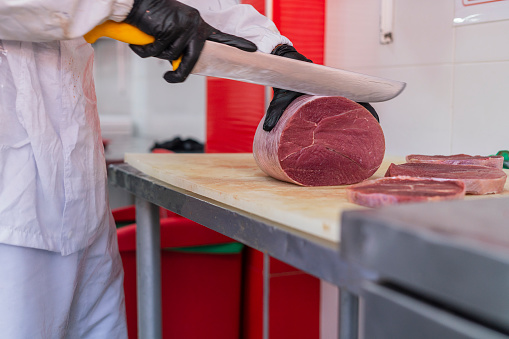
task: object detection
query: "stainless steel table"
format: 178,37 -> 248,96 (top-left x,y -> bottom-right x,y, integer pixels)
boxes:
109,153 -> 509,339
108,163 -> 368,339
342,197 -> 509,338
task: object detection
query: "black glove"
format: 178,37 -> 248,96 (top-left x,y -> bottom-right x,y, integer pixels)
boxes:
263,45 -> 311,131
357,102 -> 379,123
124,0 -> 257,83
263,45 -> 380,131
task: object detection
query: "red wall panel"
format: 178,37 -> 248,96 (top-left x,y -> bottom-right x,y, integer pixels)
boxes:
206,79 -> 265,153
273,0 -> 325,64
205,0 -> 267,154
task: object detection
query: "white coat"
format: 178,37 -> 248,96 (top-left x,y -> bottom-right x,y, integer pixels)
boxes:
0,0 -> 290,337
0,0 -> 290,256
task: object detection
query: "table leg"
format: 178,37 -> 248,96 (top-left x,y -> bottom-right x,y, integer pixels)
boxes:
263,252 -> 270,339
339,289 -> 359,339
135,197 -> 162,339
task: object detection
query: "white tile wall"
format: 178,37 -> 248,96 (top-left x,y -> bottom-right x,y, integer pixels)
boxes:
326,0 -> 509,156
455,20 -> 509,63
452,61 -> 509,155
325,0 -> 455,69
93,39 -> 206,143
370,64 -> 454,156
128,55 -> 206,142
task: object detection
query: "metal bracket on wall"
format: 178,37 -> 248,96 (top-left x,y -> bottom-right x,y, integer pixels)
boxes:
380,0 -> 394,44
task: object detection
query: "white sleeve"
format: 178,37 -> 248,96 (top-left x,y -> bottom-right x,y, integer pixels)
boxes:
0,0 -> 133,42
182,0 -> 292,53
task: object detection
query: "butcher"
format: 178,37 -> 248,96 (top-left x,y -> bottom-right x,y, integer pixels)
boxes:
0,0 -> 319,336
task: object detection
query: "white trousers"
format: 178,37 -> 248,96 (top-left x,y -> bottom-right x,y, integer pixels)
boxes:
0,220 -> 127,339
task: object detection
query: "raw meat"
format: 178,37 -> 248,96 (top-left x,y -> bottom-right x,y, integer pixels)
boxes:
406,154 -> 504,169
386,163 -> 507,195
346,176 -> 466,208
253,95 -> 385,186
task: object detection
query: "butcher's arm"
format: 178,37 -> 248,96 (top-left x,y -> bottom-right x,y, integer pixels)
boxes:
0,0 -> 133,41
0,0 -> 256,83
181,0 -> 291,53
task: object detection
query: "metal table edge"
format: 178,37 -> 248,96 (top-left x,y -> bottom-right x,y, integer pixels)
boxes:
108,163 -> 370,291
340,198 -> 509,331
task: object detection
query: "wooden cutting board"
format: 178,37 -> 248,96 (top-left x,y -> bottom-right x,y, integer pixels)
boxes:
125,153 -> 509,243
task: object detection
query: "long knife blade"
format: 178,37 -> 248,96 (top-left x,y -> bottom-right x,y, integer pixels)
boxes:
191,41 -> 406,102
84,22 -> 405,102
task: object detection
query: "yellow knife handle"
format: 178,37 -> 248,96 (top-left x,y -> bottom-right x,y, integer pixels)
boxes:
84,20 -> 182,71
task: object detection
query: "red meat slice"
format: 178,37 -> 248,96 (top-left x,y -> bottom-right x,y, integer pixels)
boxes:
346,176 -> 466,208
253,95 -> 385,186
406,154 -> 504,169
386,163 -> 507,195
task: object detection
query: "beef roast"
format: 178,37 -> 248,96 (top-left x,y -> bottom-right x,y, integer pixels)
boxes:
253,95 -> 385,186
386,163 -> 507,194
406,154 -> 504,169
346,176 -> 466,208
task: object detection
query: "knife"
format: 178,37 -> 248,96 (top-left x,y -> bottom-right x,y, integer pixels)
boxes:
85,21 -> 406,102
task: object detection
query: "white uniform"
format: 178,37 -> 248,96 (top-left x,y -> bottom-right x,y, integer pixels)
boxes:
0,0 -> 289,337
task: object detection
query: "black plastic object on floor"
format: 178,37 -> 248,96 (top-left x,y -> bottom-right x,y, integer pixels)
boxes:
151,137 -> 204,153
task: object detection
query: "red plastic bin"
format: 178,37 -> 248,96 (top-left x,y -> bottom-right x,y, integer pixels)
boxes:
117,217 -> 243,339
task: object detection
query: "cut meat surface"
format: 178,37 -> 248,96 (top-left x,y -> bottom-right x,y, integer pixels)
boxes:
386,162 -> 507,195
346,176 -> 466,208
406,154 -> 504,169
253,95 -> 385,186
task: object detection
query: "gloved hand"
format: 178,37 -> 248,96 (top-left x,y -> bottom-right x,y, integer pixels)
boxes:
263,45 -> 379,131
124,0 -> 257,83
357,102 -> 379,123
263,45 -> 311,131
